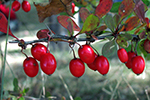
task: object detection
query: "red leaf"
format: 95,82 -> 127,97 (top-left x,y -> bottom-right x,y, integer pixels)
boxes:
79,7 -> 90,22
118,0 -> 135,20
57,15 -> 80,31
36,29 -> 55,39
121,16 -> 140,31
95,0 -> 113,18
0,12 -> 18,40
134,0 -> 147,22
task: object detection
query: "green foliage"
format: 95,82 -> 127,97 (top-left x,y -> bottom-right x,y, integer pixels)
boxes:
102,39 -> 117,58
79,14 -> 100,34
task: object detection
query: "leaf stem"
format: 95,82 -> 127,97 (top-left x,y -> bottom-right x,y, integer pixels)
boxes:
0,0 -> 12,99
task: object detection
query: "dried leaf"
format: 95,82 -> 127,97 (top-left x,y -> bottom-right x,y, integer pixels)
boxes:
34,0 -> 73,22
79,7 -> 90,22
57,15 -> 80,31
95,0 -> 113,18
0,12 -> 18,40
118,0 -> 135,20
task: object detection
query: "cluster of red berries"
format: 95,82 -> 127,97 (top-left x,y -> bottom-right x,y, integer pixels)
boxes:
117,48 -> 145,75
23,43 -> 57,77
12,0 -> 31,12
69,44 -> 109,78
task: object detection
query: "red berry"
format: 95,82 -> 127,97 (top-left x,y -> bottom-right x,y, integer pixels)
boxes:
40,53 -> 57,75
132,56 -> 145,75
144,39 -> 150,53
87,53 -> 97,71
117,48 -> 128,63
95,56 -> 109,75
31,43 -> 47,61
23,57 -> 39,77
78,44 -> 95,64
22,0 -> 31,12
125,51 -> 137,69
12,0 -> 21,11
69,58 -> 85,77
72,3 -> 75,14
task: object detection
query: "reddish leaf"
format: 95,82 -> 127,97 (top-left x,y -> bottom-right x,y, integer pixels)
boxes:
34,0 -> 73,22
95,0 -> 113,18
37,29 -> 55,39
118,0 -> 135,20
134,0 -> 147,22
145,17 -> 149,25
97,25 -> 107,32
121,16 -> 140,31
57,15 -> 80,31
67,18 -> 74,36
0,12 -> 18,40
79,7 -> 90,22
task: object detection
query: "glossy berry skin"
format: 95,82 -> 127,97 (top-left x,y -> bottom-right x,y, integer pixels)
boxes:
144,39 -> 150,53
23,57 -> 39,77
40,53 -> 57,75
78,44 -> 95,64
12,1 -> 21,11
117,48 -> 128,63
69,58 -> 85,77
125,51 -> 137,69
132,56 -> 145,75
87,53 -> 97,71
22,0 -> 31,12
31,43 -> 47,61
95,56 -> 109,75
72,3 -> 75,14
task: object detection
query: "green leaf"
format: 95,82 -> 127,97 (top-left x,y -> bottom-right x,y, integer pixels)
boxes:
142,0 -> 150,6
116,34 -> 129,48
79,14 -> 100,34
102,39 -> 117,58
22,88 -> 29,95
104,14 -> 116,32
13,78 -> 19,92
18,97 -> 25,100
138,39 -> 147,56
110,2 -> 121,13
119,33 -> 133,41
74,97 -> 82,100
113,14 -> 121,27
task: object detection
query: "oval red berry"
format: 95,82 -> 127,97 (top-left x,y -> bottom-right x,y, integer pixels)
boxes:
95,56 -> 109,75
22,0 -> 31,12
40,53 -> 57,75
78,44 -> 95,64
31,43 -> 47,61
69,58 -> 85,77
23,57 -> 39,77
12,1 -> 21,11
117,48 -> 128,63
132,56 -> 145,75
